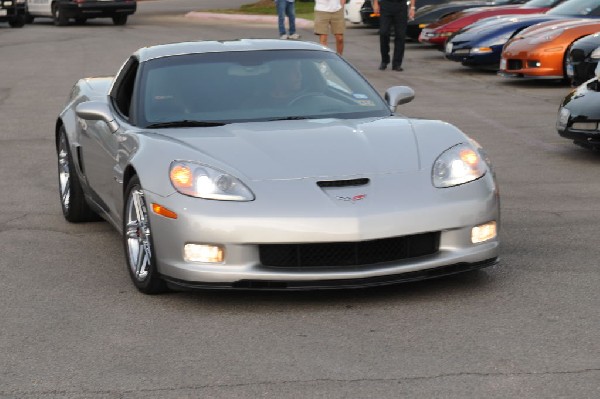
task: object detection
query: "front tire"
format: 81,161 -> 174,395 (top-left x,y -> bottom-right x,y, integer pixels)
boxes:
123,176 -> 167,294
112,14 -> 127,25
52,2 -> 68,26
57,127 -> 100,222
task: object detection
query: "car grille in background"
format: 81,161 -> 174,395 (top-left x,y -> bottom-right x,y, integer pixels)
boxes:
507,59 -> 523,70
259,232 -> 440,267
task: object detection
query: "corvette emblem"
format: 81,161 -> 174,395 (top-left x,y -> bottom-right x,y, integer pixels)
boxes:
336,194 -> 367,202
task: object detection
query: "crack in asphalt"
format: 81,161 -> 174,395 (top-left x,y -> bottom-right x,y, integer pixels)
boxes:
2,368 -> 599,396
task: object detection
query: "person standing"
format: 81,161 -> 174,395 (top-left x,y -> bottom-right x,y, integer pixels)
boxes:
373,0 -> 416,71
275,0 -> 300,40
314,0 -> 346,55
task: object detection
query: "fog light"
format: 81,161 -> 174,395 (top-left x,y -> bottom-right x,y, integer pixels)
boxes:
471,221 -> 497,244
572,122 -> 598,131
184,244 -> 224,263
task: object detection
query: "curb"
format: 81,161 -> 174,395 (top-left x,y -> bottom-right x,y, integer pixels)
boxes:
185,12 -> 314,29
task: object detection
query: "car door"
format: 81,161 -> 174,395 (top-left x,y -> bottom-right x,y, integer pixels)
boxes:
79,58 -> 139,219
27,0 -> 52,16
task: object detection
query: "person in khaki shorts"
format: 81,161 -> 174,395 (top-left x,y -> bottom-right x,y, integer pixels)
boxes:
314,0 -> 346,55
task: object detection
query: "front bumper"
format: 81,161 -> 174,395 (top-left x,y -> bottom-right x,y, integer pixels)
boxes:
499,44 -> 565,80
60,1 -> 136,19
0,1 -> 26,21
445,42 -> 503,67
144,172 -> 500,289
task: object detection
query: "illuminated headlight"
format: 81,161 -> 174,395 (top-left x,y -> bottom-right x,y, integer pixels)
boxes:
471,221 -> 497,244
169,161 -> 254,201
557,107 -> 570,129
432,143 -> 487,188
184,244 -> 224,263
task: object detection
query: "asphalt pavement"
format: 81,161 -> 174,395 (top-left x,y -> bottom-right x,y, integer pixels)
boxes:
1,1 -> 599,398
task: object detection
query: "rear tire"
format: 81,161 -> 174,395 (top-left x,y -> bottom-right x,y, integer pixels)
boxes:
52,2 -> 68,26
123,176 -> 168,294
112,14 -> 127,25
56,127 -> 100,223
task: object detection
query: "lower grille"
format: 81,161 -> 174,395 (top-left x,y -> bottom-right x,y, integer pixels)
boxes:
259,232 -> 440,267
507,59 -> 523,70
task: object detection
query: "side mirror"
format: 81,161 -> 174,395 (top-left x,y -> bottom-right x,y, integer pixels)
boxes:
384,86 -> 415,112
76,101 -> 120,133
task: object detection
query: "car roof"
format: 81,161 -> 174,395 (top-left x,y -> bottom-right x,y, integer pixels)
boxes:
134,39 -> 332,63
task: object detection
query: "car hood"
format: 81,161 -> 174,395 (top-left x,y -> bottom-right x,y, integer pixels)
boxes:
516,18 -> 599,39
143,118 -> 425,181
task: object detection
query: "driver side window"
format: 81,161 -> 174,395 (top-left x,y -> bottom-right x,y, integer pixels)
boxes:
110,57 -> 139,120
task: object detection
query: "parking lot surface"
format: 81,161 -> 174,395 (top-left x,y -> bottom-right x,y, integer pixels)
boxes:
0,2 -> 599,397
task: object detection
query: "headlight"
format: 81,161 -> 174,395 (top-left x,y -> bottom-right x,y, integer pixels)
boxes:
169,161 -> 254,201
432,143 -> 487,188
528,29 -> 563,45
557,107 -> 570,130
471,33 -> 512,54
590,46 -> 600,60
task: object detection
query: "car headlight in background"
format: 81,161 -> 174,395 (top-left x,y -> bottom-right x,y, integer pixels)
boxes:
590,46 -> 600,61
528,29 -> 563,45
471,33 -> 512,54
432,143 -> 487,188
556,107 -> 570,131
170,161 -> 254,201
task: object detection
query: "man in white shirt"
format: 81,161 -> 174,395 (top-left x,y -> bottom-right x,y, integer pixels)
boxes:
314,0 -> 346,55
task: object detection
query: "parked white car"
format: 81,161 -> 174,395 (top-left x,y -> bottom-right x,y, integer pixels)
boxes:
25,0 -> 136,26
344,0 -> 364,24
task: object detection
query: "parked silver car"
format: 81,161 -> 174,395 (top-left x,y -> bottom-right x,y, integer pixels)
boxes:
56,39 -> 500,293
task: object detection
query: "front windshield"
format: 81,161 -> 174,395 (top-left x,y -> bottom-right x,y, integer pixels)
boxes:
548,0 -> 600,15
137,50 -> 390,127
524,0 -> 561,7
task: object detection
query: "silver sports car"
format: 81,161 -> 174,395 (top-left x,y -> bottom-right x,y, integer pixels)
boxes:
56,39 -> 500,293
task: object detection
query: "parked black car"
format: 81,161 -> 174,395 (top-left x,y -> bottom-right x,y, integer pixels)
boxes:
361,0 -> 452,28
557,76 -> 600,150
0,0 -> 26,27
567,33 -> 600,87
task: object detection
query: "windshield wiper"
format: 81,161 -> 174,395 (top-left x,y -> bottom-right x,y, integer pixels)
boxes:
146,120 -> 227,128
267,116 -> 309,121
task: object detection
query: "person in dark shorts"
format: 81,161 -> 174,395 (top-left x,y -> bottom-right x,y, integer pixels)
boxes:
373,0 -> 416,71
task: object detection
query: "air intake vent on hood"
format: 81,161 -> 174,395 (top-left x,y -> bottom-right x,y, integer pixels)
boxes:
317,178 -> 369,188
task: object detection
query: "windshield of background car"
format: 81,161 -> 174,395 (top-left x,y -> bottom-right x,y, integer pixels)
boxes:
524,0 -> 562,7
547,0 -> 600,16
137,50 -> 391,127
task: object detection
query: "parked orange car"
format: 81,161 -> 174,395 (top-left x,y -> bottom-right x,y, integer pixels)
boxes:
499,18 -> 600,80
